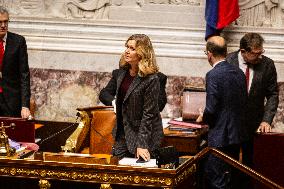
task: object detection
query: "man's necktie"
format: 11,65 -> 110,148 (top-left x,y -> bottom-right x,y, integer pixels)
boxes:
0,40 -> 4,68
0,40 -> 4,93
245,64 -> 250,91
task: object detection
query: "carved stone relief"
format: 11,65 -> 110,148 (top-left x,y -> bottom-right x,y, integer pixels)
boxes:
66,0 -> 111,19
0,0 -> 111,19
238,0 -> 284,27
146,0 -> 200,5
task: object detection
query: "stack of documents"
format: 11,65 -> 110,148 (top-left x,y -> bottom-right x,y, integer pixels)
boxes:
119,157 -> 157,167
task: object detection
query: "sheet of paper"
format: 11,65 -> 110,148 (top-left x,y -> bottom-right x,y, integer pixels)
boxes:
119,157 -> 157,167
162,118 -> 171,128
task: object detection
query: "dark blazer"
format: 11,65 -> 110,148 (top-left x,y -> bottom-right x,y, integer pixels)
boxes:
99,68 -> 163,154
203,61 -> 247,147
2,32 -> 30,116
101,71 -> 167,112
157,72 -> 167,111
227,51 -> 279,140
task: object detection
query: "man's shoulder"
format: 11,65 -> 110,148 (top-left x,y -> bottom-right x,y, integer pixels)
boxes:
223,60 -> 244,75
226,51 -> 238,63
210,61 -> 242,76
7,31 -> 25,40
261,55 -> 274,65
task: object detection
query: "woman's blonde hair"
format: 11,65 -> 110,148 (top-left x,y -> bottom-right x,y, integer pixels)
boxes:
119,34 -> 159,77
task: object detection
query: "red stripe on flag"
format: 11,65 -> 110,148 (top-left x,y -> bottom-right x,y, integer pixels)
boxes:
217,0 -> 239,29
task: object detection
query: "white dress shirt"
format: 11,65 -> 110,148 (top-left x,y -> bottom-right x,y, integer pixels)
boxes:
238,52 -> 253,92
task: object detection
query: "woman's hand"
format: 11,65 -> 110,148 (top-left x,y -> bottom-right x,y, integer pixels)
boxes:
136,148 -> 150,161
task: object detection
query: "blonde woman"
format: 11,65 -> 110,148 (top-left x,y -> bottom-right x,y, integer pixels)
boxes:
99,34 -> 163,161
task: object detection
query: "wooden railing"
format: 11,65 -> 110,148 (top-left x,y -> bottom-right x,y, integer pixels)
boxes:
183,147 -> 283,189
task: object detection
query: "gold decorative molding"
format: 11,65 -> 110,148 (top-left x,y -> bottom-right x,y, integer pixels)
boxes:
39,179 -> 51,189
0,166 -> 180,187
174,164 -> 196,185
0,157 -> 196,188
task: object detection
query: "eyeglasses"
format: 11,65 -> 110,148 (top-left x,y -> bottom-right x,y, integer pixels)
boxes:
204,50 -> 208,55
0,20 -> 9,26
248,49 -> 265,56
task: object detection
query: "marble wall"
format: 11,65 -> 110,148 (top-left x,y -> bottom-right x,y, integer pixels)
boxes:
0,0 -> 284,131
30,68 -> 284,132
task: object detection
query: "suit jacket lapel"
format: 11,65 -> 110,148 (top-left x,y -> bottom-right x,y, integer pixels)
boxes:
249,64 -> 261,96
3,32 -> 13,67
231,51 -> 240,67
123,76 -> 142,103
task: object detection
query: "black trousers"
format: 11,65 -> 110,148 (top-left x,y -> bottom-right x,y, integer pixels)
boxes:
0,93 -> 14,117
202,144 -> 240,189
241,139 -> 254,167
237,139 -> 254,189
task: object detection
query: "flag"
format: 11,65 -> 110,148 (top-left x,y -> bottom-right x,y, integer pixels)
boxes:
205,0 -> 239,40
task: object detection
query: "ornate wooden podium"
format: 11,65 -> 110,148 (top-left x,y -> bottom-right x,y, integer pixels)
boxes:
254,133 -> 284,189
0,152 -> 196,189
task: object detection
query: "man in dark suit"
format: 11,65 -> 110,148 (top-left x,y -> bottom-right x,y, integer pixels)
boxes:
0,6 -> 31,118
227,33 -> 279,167
227,33 -> 279,188
197,36 -> 247,189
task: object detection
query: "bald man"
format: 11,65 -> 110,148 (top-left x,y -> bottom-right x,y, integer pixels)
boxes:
197,36 -> 247,189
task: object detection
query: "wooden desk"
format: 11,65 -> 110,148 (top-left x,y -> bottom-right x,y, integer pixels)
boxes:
0,153 -> 196,189
162,127 -> 208,155
0,117 -> 35,143
253,133 -> 284,189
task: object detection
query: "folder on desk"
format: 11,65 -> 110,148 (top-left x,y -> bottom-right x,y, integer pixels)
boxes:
168,119 -> 206,129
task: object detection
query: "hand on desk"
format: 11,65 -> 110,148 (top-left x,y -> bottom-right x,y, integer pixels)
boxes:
21,107 -> 31,119
136,148 -> 150,162
257,121 -> 272,133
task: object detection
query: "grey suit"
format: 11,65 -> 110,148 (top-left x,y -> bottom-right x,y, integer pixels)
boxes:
99,68 -> 163,157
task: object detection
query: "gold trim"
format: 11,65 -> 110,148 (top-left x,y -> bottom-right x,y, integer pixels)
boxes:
39,179 -> 51,189
165,178 -> 172,186
174,164 -> 196,184
133,176 -> 140,183
10,168 -> 16,175
62,110 -> 89,152
100,184 -> 112,189
0,167 -> 177,187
